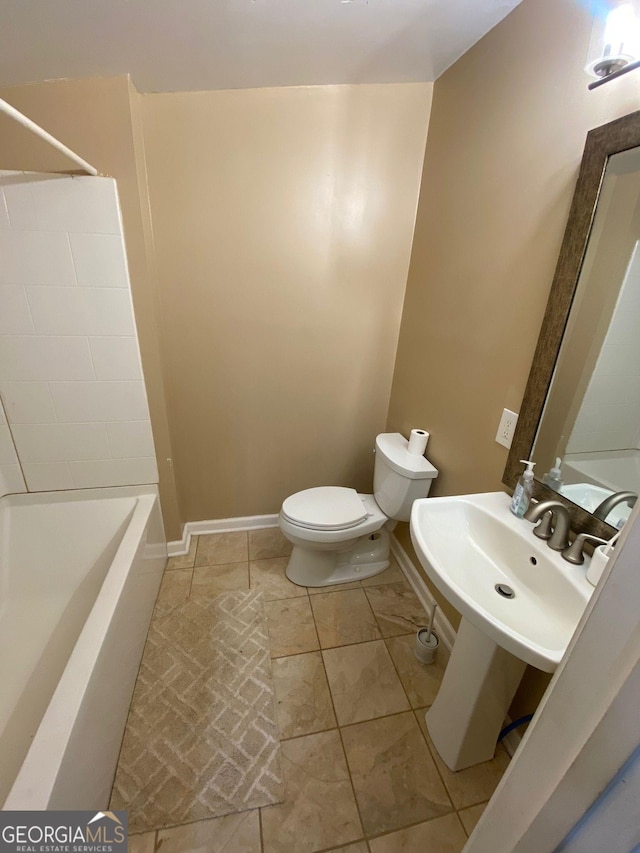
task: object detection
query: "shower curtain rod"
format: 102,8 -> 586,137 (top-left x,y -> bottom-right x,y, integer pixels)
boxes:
0,97 -> 98,176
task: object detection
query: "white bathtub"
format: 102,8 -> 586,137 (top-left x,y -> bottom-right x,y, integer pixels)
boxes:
0,485 -> 166,809
563,449 -> 640,494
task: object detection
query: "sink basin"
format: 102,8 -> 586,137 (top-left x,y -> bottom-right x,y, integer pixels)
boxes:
410,491 -> 594,672
410,491 -> 595,771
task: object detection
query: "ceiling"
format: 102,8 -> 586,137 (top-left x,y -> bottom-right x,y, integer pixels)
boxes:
0,0 -> 521,94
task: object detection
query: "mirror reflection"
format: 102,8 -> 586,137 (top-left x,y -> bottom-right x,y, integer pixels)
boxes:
531,147 -> 640,527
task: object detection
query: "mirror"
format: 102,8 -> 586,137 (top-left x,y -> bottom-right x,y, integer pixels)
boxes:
504,109 -> 640,540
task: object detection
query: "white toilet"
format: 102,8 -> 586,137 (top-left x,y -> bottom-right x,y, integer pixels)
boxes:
279,432 -> 438,587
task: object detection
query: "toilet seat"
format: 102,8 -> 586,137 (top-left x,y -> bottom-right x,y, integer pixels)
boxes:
281,486 -> 368,531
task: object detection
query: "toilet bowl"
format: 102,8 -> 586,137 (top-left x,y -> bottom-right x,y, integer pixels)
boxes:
279,433 -> 438,587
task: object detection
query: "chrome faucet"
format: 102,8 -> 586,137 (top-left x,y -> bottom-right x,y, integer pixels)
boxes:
524,500 -> 572,551
593,491 -> 637,522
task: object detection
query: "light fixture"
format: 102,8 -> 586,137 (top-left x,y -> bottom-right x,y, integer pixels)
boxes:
586,0 -> 640,89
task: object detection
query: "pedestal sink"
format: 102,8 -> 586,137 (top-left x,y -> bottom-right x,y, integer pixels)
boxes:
410,491 -> 593,771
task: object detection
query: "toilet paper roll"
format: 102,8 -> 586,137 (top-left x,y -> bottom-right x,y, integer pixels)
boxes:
408,428 -> 429,456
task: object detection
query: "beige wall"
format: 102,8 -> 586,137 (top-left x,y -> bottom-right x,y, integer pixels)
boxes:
388,0 -> 640,711
388,0 -> 640,613
141,84 -> 431,522
0,76 -> 183,539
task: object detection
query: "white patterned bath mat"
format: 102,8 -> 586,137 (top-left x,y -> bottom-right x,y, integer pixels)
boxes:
110,589 -> 283,833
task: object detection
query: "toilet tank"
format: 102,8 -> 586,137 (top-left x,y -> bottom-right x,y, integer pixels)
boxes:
373,433 -> 438,522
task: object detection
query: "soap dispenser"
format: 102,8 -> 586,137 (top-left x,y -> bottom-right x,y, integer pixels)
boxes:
543,458 -> 563,492
510,459 -> 536,518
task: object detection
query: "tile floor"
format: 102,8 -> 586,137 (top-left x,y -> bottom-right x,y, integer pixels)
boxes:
127,528 -> 510,853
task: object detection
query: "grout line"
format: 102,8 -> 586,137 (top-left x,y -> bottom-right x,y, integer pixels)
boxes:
307,587 -> 322,654
186,565 -> 195,598
416,707 -> 506,810
309,597 -> 369,845
311,838 -> 368,853
66,232 -> 79,286
337,707 -> 419,733
192,558 -> 250,571
0,392 -> 29,491
85,331 -> 98,381
306,583 -> 362,595
22,284 -> 38,335
412,707 -> 457,811
360,582 -> 387,639
269,631 -> 417,660
457,801 -> 489,838
382,634 -> 415,712
279,724 -> 340,743
457,808 -> 471,839
364,812 -> 463,845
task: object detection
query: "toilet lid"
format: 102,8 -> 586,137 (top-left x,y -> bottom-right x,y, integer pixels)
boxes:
281,486 -> 368,531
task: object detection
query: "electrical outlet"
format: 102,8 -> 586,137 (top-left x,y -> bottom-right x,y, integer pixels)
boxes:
496,408 -> 518,449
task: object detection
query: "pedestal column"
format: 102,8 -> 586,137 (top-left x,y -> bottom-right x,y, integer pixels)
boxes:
426,617 -> 526,771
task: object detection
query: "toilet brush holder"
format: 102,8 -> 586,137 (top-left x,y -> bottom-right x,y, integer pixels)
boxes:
414,627 -> 439,665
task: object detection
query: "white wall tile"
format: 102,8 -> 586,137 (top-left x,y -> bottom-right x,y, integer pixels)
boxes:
2,175 -> 38,230
7,175 -> 122,234
26,286 -> 136,336
0,286 -> 35,334
0,424 -> 20,465
0,383 -> 57,424
0,465 -> 27,497
89,337 -> 143,380
49,381 -> 149,422
70,234 -> 129,287
0,231 -> 75,286
0,421 -> 26,496
0,188 -> 10,229
0,171 -> 157,491
11,423 -> 110,464
0,337 -> 94,381
22,462 -> 74,491
106,421 -> 155,459
0,464 -> 27,496
70,457 -> 158,489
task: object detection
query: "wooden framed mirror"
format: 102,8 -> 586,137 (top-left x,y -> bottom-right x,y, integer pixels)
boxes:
503,109 -> 640,539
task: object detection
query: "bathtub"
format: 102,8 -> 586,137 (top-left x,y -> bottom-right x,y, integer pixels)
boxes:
0,485 -> 166,809
563,449 -> 640,494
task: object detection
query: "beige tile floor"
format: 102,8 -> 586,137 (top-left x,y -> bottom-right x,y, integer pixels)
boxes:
128,528 -> 510,853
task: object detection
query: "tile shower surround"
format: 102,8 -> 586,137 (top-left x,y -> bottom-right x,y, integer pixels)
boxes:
0,392 -> 25,496
0,171 -> 157,495
125,527 -> 510,853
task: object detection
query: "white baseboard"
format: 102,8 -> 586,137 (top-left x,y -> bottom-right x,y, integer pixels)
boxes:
167,513 -> 279,556
390,534 -> 456,653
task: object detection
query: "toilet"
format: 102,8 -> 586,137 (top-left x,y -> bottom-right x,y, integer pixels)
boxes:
279,432 -> 438,587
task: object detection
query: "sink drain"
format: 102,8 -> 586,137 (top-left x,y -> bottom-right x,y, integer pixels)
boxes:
495,583 -> 515,599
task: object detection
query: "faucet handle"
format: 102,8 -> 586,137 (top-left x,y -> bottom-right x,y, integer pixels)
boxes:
524,500 -> 572,550
562,533 -> 608,565
531,510 -> 553,540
